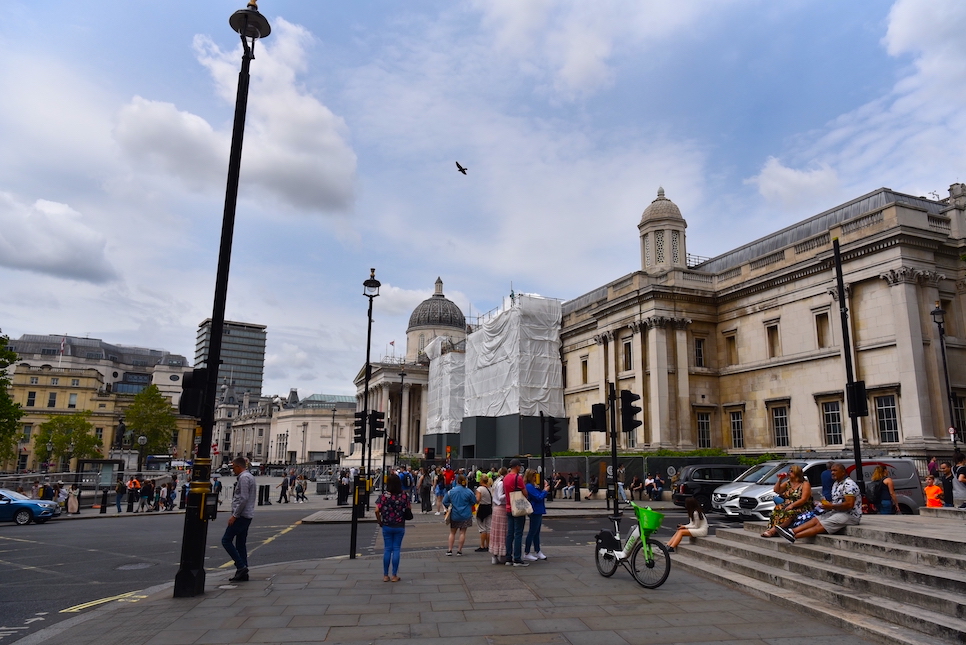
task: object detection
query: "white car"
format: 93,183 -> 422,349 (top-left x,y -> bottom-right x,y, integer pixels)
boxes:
711,462 -> 784,516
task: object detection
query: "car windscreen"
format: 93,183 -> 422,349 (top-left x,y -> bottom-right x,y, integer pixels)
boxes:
0,489 -> 29,500
760,462 -> 806,484
735,464 -> 774,483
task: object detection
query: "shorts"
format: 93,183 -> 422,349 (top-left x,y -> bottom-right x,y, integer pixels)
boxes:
477,514 -> 492,533
450,518 -> 474,531
817,511 -> 860,534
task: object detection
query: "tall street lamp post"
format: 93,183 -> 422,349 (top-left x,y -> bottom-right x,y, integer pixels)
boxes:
931,302 -> 959,454
137,435 -> 147,473
174,1 -> 271,598
46,442 -> 53,473
350,268 -> 380,559
330,407 -> 337,453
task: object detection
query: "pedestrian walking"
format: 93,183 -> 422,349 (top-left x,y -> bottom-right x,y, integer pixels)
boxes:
114,477 -> 126,514
475,474 -> 492,552
276,476 -> 290,504
418,468 -> 433,514
67,484 -> 80,515
488,467 -> 508,565
433,471 -> 446,515
443,475 -> 477,556
375,473 -> 410,582
524,469 -> 549,561
503,459 -> 529,567
222,457 -> 256,582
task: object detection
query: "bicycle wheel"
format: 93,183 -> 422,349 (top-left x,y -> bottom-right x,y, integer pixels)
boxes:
630,537 -> 671,589
595,545 -> 619,577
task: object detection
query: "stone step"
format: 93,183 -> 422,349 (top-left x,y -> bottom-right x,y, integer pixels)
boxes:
710,530 -> 966,618
717,528 -> 966,596
672,549 -> 963,645
675,541 -> 966,644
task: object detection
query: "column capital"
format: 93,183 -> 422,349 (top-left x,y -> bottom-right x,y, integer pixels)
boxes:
916,270 -> 945,287
629,320 -> 644,334
827,284 -> 851,300
957,278 -> 966,294
672,317 -> 692,331
644,315 -> 670,329
878,266 -> 919,287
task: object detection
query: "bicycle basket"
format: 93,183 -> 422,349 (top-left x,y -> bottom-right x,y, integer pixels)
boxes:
632,503 -> 664,536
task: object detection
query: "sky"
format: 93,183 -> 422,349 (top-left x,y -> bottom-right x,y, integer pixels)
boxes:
2,0 -> 965,397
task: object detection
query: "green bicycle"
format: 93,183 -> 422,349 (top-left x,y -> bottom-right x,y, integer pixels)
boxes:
594,502 -> 671,589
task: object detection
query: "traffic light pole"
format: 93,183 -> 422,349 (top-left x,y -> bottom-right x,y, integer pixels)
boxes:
608,383 -> 620,516
539,411 -> 546,488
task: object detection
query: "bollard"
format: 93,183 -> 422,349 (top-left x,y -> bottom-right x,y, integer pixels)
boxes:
264,484 -> 272,505
574,476 -> 581,502
100,490 -> 108,514
127,489 -> 135,513
258,484 -> 265,506
179,484 -> 188,509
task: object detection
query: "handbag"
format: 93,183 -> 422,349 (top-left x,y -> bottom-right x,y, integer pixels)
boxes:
509,489 -> 533,517
404,501 -> 414,521
443,507 -> 452,524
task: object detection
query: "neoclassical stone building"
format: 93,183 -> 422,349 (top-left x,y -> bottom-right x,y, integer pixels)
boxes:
561,184 -> 966,458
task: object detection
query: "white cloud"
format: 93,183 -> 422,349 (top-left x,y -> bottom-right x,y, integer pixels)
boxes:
114,18 -> 356,214
746,157 -> 841,213
0,194 -> 116,283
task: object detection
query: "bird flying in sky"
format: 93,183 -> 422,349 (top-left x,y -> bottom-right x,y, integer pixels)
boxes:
455,161 -> 467,175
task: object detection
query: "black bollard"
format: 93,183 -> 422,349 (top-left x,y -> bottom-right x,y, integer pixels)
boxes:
264,484 -> 272,505
574,475 -> 581,502
257,484 -> 264,506
100,490 -> 108,514
180,484 -> 188,509
127,489 -> 135,513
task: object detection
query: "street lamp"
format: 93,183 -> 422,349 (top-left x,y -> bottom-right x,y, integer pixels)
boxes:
351,268 -> 380,559
46,442 -> 53,473
931,302 -> 959,453
174,1 -> 271,599
137,435 -> 147,473
330,407 -> 337,452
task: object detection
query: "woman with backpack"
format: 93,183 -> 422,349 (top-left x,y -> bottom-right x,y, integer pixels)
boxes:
870,465 -> 900,514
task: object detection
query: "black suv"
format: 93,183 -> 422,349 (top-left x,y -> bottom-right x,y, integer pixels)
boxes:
672,464 -> 747,512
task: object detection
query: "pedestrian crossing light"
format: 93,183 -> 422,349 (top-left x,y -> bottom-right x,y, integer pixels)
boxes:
547,416 -> 563,445
620,390 -> 642,434
369,410 -> 386,439
353,411 -> 366,444
387,437 -> 401,453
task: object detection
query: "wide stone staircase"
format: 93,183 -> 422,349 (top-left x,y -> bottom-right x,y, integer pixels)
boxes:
672,513 -> 966,645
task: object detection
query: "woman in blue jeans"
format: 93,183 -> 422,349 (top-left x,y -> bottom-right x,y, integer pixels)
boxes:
524,469 -> 550,561
375,473 -> 411,582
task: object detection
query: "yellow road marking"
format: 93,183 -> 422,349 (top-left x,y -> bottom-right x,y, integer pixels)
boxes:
218,521 -> 301,569
60,591 -> 147,613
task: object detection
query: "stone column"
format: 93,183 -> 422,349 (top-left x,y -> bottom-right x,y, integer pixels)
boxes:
400,383 -> 411,453
919,270 -> 948,438
879,267 -> 932,445
630,321 -> 647,445
646,316 -> 671,447
674,318 -> 693,449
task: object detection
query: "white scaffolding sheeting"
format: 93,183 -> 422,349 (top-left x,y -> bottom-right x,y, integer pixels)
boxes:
424,336 -> 465,435
464,294 -> 564,418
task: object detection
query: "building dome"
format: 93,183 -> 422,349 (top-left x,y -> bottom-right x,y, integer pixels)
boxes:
407,278 -> 465,332
640,187 -> 683,222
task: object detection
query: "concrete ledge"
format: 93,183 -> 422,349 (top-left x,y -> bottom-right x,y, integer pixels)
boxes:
919,506 -> 966,519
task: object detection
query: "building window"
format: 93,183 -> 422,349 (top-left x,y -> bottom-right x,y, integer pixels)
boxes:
730,411 -> 744,449
655,230 -> 665,263
71,379 -> 80,387
95,427 -> 103,440
580,357 -> 589,384
627,429 -> 636,449
822,401 -> 843,445
50,377 -> 60,386
622,339 -> 632,372
68,393 -> 78,409
47,392 -> 57,408
772,406 -> 789,447
29,377 -> 38,385
582,431 -> 591,451
697,412 -> 711,448
766,323 -> 781,359
815,312 -> 831,348
562,363 -> 568,389
256,443 -> 263,456
954,395 -> 966,445
875,395 -> 899,443
724,333 -> 738,366
23,425 -> 32,441
41,348 -> 57,355
694,338 -> 705,368
258,428 -> 264,437
26,392 -> 36,407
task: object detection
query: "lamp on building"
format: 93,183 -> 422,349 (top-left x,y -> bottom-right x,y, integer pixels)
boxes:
174,0 -> 271,599
931,302 -> 959,453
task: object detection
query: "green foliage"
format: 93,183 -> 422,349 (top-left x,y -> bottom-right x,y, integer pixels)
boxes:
36,411 -> 103,462
554,447 -> 732,458
736,452 -> 785,466
0,330 -> 24,464
124,385 -> 178,455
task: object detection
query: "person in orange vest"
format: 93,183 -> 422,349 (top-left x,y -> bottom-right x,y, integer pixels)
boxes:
127,476 -> 142,510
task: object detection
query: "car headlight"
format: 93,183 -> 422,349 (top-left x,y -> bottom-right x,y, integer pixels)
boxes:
759,492 -> 776,502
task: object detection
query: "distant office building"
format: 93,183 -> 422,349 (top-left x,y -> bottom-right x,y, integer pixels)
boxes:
195,320 -> 267,397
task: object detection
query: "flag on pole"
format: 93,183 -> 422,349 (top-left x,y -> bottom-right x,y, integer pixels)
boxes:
389,340 -> 394,346
60,337 -> 66,354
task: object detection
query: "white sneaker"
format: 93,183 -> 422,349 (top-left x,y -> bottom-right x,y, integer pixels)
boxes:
535,551 -> 547,560
435,511 -> 441,516
524,553 -> 538,561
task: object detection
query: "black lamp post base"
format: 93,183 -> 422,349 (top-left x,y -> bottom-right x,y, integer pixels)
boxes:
174,568 -> 206,598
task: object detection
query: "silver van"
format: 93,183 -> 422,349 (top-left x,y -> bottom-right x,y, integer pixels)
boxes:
720,458 -> 924,520
711,462 -> 785,515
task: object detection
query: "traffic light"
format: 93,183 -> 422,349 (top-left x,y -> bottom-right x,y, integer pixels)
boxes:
577,414 -> 592,433
620,389 -> 642,434
178,368 -> 208,417
369,410 -> 386,439
386,437 -> 401,453
547,416 -> 563,445
591,403 -> 607,431
353,411 -> 366,444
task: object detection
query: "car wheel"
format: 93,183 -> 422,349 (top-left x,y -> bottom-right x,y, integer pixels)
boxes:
695,495 -> 712,513
14,509 -> 32,525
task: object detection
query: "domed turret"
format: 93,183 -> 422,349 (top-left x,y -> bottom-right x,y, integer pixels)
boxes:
406,278 -> 466,361
638,187 -> 687,273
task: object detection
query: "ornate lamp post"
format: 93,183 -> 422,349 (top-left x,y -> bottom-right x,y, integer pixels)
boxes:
137,435 -> 147,473
931,302 -> 959,453
330,407 -> 337,453
174,0 -> 271,598
45,442 -> 53,473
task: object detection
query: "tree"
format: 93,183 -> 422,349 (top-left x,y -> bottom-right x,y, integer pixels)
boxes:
36,411 -> 103,467
0,330 -> 24,465
125,385 -> 178,456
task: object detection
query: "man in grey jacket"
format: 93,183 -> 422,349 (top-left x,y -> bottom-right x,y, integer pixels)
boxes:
222,456 -> 256,582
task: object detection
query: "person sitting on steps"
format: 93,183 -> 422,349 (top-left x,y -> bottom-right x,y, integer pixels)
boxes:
666,497 -> 708,552
777,462 -> 860,543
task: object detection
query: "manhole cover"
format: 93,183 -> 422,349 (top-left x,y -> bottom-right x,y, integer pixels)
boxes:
116,562 -> 155,571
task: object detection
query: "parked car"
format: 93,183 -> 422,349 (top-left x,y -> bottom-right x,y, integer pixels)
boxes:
0,489 -> 62,525
672,464 -> 748,512
711,462 -> 786,514
722,458 -> 925,520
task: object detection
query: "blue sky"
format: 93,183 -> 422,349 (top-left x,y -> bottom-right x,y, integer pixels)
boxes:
2,1 -> 965,396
